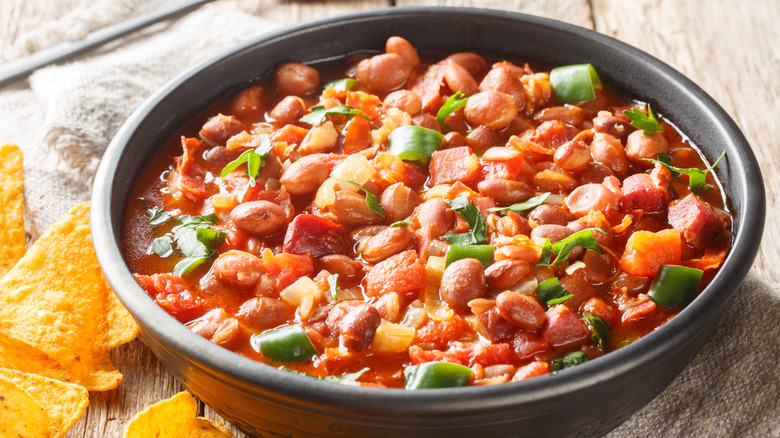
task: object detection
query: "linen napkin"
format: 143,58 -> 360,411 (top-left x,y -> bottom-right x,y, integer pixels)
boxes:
0,1 -> 777,437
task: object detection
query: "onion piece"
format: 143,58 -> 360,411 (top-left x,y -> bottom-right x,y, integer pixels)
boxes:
424,256 -> 454,321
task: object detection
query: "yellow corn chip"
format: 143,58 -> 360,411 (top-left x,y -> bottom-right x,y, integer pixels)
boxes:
124,392 -> 235,438
0,374 -> 50,438
0,201 -> 138,391
0,144 -> 25,278
0,367 -> 89,438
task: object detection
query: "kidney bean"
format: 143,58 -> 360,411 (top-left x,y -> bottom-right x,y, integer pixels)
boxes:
485,259 -> 531,291
202,146 -> 239,168
568,214 -> 614,246
444,61 -> 479,96
590,132 -> 629,174
554,138 -> 591,173
581,250 -> 617,285
412,113 -> 442,132
533,105 -> 585,127
440,258 -> 486,309
464,90 -> 518,130
625,130 -> 670,165
416,198 -> 455,240
229,85 -> 264,119
269,96 -> 305,125
444,52 -> 487,76
299,120 -> 338,153
280,154 -> 330,195
230,200 -> 287,235
579,162 -> 615,184
386,36 -> 420,68
477,179 -> 535,205
442,131 -> 468,149
466,126 -> 501,154
200,114 -> 246,145
318,254 -> 362,279
212,250 -> 265,288
362,226 -> 414,263
479,66 -> 526,111
383,90 -> 422,115
593,115 -> 631,141
564,183 -> 620,217
326,301 -> 381,351
274,62 -> 320,96
330,190 -> 384,226
528,204 -> 573,226
496,291 -> 546,331
355,53 -> 413,93
378,183 -> 418,223
237,297 -> 291,331
496,212 -> 532,237
530,224 -> 574,243
559,275 -> 596,310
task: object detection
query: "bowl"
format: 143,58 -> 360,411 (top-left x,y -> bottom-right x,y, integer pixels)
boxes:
92,7 -> 765,437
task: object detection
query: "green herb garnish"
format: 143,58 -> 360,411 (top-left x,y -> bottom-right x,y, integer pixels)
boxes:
299,104 -> 369,126
344,180 -> 385,218
324,78 -> 357,92
141,201 -> 171,226
436,91 -> 469,131
583,312 -> 611,351
442,196 -> 488,245
327,273 -> 339,301
537,228 -> 605,266
220,134 -> 273,186
623,105 -> 663,137
536,277 -> 573,306
147,212 -> 227,276
487,192 -> 551,214
550,351 -> 589,371
645,151 -> 725,195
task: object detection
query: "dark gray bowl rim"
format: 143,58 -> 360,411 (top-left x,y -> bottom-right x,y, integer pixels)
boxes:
92,6 -> 765,419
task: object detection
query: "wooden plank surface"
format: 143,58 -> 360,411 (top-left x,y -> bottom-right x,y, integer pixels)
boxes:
0,0 -> 777,437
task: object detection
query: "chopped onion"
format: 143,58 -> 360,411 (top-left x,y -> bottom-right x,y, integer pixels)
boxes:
565,261 -> 587,275
280,276 -> 322,306
401,300 -> 427,329
424,256 -> 454,321
371,320 -> 416,353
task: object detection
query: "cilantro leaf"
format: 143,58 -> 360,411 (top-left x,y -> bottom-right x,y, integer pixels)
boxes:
583,312 -> 612,351
436,91 -> 469,131
220,135 -> 273,186
299,105 -> 369,126
442,196 -> 488,245
645,151 -> 725,195
324,78 -> 357,92
140,201 -> 170,226
623,105 -> 663,137
148,236 -> 173,257
550,351 -> 589,371
327,273 -> 339,301
487,192 -> 551,214
536,277 -> 573,306
344,180 -> 385,218
537,228 -> 605,266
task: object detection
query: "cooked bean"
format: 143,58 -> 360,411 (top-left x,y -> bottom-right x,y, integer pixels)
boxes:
228,85 -> 264,119
230,200 -> 287,235
299,120 -> 338,153
496,291 -> 546,331
568,215 -> 614,246
212,250 -> 265,288
564,183 -> 620,216
444,61 -> 479,95
477,179 -> 534,204
530,224 -> 574,243
590,132 -> 629,174
593,115 -> 631,141
200,114 -> 246,145
386,36 -> 420,68
625,130 -> 670,165
412,112 -> 442,132
355,53 -> 413,93
444,52 -> 487,76
379,182 -> 418,223
326,301 -> 381,351
528,204 -> 573,226
442,131 -> 468,149
236,297 -> 290,330
494,244 -> 539,263
464,90 -> 518,130
466,126 -> 501,154
581,250 -> 617,285
329,190 -> 383,226
416,198 -> 455,240
211,317 -> 241,347
319,254 -> 362,279
533,105 -> 585,126
362,226 -> 414,263
269,96 -> 305,125
554,138 -> 591,173
485,259 -> 531,291
280,154 -> 330,195
187,309 -> 228,339
579,162 -> 615,184
496,212 -> 532,237
440,258 -> 486,309
559,275 -> 596,309
531,169 -> 578,193
479,66 -> 526,110
383,90 -> 422,115
274,62 -> 319,96
202,146 -> 238,167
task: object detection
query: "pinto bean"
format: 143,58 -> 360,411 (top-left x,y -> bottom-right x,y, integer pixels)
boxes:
579,162 -> 615,184
559,275 -> 596,310
299,120 -> 338,153
230,200 -> 287,235
479,66 -> 526,111
318,254 -> 362,279
326,301 -> 381,351
274,62 -> 319,96
444,61 -> 479,95
236,297 -> 291,330
212,250 -> 265,288
496,291 -> 546,331
444,52 -> 487,76
530,224 -> 574,243
554,138 -> 591,173
383,90 -> 422,115
440,258 -> 486,309
581,250 -> 617,285
269,96 -> 305,125
187,309 -> 241,347
280,154 -> 331,195
466,126 -> 501,154
564,183 -> 620,217
593,115 -> 631,141
379,183 -> 418,223
386,36 -> 420,68
533,105 -> 585,127
485,259 -> 531,291
477,179 -> 534,205
625,130 -> 670,165
590,132 -> 629,174
416,198 -> 454,240
202,146 -> 239,167
440,132 -> 467,150
200,114 -> 246,145
229,85 -> 264,119
362,226 -> 414,263
412,113 -> 442,132
496,212 -> 532,237
355,53 -> 413,93
528,204 -> 573,226
464,90 -> 518,130
329,190 -> 383,226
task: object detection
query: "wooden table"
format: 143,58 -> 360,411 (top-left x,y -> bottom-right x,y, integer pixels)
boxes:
2,0 -> 778,436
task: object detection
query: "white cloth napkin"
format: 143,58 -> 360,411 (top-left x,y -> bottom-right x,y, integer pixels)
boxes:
0,2 -> 777,437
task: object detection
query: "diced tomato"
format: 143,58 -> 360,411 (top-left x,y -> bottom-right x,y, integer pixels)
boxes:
542,305 -> 590,351
409,61 -> 447,113
409,345 -> 450,365
346,91 -> 383,123
620,229 -> 682,277
476,308 -> 516,342
469,343 -> 513,367
373,153 -> 427,190
512,331 -> 551,362
408,342 -> 511,368
513,361 -> 550,381
621,173 -> 671,213
272,124 -> 309,147
133,273 -> 205,322
479,147 -> 525,181
414,315 -> 471,350
429,146 -> 480,186
365,250 -> 425,300
343,116 -> 372,153
170,137 -> 206,202
263,251 -> 316,291
282,214 -> 348,257
525,120 -> 570,150
621,297 -> 657,324
668,194 -> 725,249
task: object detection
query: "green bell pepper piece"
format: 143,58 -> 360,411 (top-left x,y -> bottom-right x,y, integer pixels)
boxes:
404,361 -> 473,389
648,265 -> 703,308
250,324 -> 317,362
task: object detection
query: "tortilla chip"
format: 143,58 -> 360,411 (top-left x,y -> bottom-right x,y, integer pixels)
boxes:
0,201 -> 138,391
0,144 -> 25,278
0,368 -> 89,438
124,392 -> 235,438
0,374 -> 50,438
